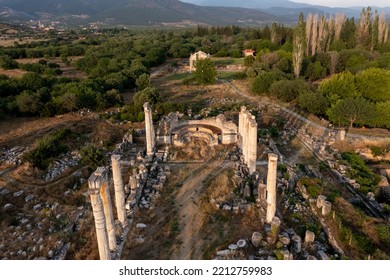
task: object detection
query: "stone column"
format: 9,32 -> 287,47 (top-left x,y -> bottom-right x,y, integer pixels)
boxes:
238,106 -> 246,149
144,102 -> 155,156
111,155 -> 128,228
98,168 -> 117,251
248,116 -> 257,175
266,153 -> 278,223
88,168 -> 111,260
242,110 -> 248,163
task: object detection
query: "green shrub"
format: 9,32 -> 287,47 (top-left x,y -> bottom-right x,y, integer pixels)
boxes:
370,146 -> 386,157
342,152 -> 381,192
251,72 -> 276,94
377,225 -> 390,247
24,128 -> 71,169
80,145 -> 105,169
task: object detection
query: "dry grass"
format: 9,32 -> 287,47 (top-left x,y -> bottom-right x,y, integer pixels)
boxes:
0,68 -> 27,78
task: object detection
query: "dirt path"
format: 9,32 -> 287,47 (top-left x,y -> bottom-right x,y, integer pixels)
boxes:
171,160 -> 226,260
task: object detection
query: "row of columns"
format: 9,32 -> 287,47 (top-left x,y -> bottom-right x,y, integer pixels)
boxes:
88,155 -> 128,260
238,106 -> 258,175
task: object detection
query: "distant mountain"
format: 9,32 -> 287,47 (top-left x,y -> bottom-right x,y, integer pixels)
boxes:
181,0 -> 315,9
183,0 -> 390,20
0,0 -> 278,26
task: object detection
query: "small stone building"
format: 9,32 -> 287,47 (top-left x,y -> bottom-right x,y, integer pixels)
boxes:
243,49 -> 256,57
189,51 -> 210,71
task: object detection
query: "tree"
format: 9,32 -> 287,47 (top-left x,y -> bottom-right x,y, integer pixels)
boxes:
135,73 -> 152,90
327,97 -> 374,127
193,58 -> 217,85
269,79 -> 310,102
244,55 -> 255,67
293,13 -> 306,78
340,18 -> 357,49
252,72 -> 276,94
15,90 -> 43,114
355,68 -> 390,102
133,86 -> 160,107
0,55 -> 18,69
298,91 -> 329,115
305,61 -> 326,80
317,71 -> 359,105
370,101 -> 390,128
356,7 -> 372,48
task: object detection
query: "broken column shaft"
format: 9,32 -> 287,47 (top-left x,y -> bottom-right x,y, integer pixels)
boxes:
111,155 -> 128,228
88,168 -> 112,260
266,153 -> 278,223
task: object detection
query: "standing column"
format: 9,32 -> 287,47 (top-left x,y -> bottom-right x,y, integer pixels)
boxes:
111,155 -> 128,228
245,114 -> 251,164
238,106 -> 246,149
99,168 -> 117,251
248,116 -> 258,175
88,169 -> 111,260
266,153 -> 278,223
242,111 -> 248,164
144,102 -> 155,156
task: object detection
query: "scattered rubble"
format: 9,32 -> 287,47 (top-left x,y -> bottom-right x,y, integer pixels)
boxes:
0,146 -> 26,166
44,151 -> 80,181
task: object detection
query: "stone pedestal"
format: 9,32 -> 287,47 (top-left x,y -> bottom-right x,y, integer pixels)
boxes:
322,201 -> 332,216
304,230 -> 315,244
251,232 -> 263,247
316,195 -> 327,208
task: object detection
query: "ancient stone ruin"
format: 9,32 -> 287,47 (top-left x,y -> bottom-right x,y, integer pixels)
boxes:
143,102 -> 155,156
156,112 -> 238,146
266,153 -> 278,223
239,106 -> 258,175
87,103 -> 284,260
189,50 -> 210,71
88,167 -> 117,260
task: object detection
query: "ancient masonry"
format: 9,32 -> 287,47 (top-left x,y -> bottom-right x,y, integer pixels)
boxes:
189,50 -> 210,71
238,106 -> 258,175
266,153 -> 278,223
144,102 -> 155,156
88,103 -> 167,260
88,103 -> 282,259
156,113 -> 238,146
88,167 -> 117,260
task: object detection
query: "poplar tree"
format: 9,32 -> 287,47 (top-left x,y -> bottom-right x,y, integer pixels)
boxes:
293,13 -> 306,78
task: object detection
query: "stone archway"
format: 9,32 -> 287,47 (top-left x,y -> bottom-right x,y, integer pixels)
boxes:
171,124 -> 222,146
156,113 -> 238,146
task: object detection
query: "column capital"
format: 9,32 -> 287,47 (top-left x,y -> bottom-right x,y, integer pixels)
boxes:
268,153 -> 278,161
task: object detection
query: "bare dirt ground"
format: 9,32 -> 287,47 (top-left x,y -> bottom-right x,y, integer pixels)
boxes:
171,160 -> 228,259
0,113 -> 96,148
0,69 -> 27,78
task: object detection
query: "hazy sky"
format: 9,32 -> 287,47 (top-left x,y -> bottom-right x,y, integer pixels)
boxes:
291,0 -> 389,7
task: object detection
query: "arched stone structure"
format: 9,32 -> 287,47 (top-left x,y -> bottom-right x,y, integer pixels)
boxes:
156,113 -> 238,146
